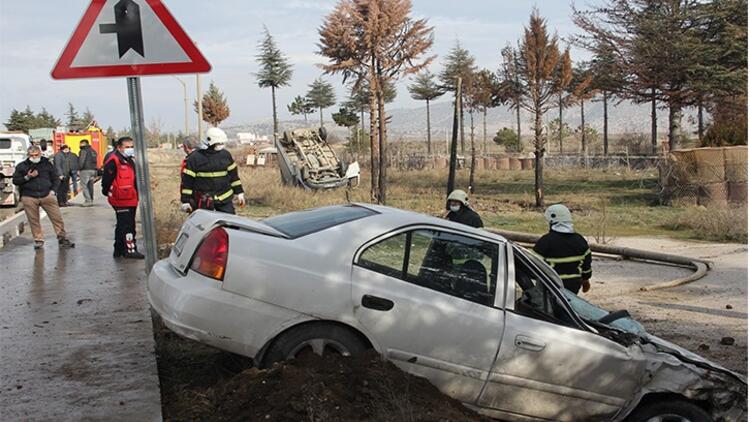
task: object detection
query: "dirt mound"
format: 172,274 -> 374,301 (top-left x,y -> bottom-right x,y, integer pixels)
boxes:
210,351 -> 488,422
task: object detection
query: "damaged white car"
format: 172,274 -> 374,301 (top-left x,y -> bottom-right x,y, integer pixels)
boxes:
148,204 -> 747,421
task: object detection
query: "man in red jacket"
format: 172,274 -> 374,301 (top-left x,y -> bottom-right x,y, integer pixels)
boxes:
101,136 -> 144,259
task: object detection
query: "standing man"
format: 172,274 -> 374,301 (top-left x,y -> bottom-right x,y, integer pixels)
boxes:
178,135 -> 197,197
12,145 -> 75,250
101,136 -> 144,259
443,189 -> 483,228
180,128 -> 244,214
78,139 -> 98,207
533,204 -> 593,294
53,144 -> 75,206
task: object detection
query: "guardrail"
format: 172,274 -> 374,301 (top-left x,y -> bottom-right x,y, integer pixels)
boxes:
0,209 -> 45,248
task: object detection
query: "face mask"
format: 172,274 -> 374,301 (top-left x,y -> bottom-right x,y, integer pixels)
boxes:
29,157 -> 41,164
449,204 -> 461,213
123,147 -> 135,157
213,144 -> 225,151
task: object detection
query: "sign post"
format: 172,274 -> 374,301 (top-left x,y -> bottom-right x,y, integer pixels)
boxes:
52,0 -> 211,273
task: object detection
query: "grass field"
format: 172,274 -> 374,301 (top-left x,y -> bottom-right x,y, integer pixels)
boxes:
149,153 -> 747,249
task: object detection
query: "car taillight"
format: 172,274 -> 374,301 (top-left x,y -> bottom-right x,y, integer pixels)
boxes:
190,227 -> 228,281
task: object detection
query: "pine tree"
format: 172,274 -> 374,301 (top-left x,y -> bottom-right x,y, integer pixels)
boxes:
552,48 -> 574,155
332,106 -> 360,149
81,108 -> 96,128
516,9 -> 565,207
306,78 -> 336,127
439,42 -> 476,155
499,45 -> 524,145
568,63 -> 595,161
4,107 -> 36,132
588,42 -> 624,155
194,81 -> 230,127
407,71 -> 445,154
65,103 -> 83,130
255,26 -> 293,140
287,95 -> 315,123
469,69 -> 504,155
36,108 -> 62,128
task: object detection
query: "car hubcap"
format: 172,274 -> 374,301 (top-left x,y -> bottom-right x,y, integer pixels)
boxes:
646,415 -> 691,422
287,338 -> 351,359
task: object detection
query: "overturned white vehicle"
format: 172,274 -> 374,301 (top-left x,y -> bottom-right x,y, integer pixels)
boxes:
148,205 -> 747,421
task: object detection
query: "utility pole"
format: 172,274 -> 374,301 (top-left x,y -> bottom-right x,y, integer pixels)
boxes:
173,76 -> 189,136
196,74 -> 203,140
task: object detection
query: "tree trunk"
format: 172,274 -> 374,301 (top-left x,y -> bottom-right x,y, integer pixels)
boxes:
515,102 -> 522,149
534,106 -> 544,207
469,109 -> 476,194
360,110 -> 365,160
668,104 -> 681,151
603,91 -> 608,156
460,95 -> 465,156
271,86 -> 278,141
580,100 -> 587,167
651,87 -> 658,155
697,100 -> 704,142
447,78 -> 461,196
558,92 -> 563,154
319,107 -> 324,128
482,108 -> 487,155
377,72 -> 387,205
426,98 -> 432,155
369,59 -> 379,202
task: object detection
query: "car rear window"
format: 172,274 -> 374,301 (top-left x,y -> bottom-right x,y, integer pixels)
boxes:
262,205 -> 377,238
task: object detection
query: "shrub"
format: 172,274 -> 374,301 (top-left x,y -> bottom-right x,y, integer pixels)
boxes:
493,127 -> 521,152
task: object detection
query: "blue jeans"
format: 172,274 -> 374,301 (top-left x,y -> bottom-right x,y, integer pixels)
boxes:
69,171 -> 78,192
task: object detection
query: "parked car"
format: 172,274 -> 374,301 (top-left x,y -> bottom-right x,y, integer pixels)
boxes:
148,204 -> 747,422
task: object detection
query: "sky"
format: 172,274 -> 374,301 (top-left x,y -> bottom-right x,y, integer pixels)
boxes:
0,0 -> 596,133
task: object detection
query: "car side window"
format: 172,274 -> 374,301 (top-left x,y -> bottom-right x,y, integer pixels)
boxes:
357,233 -> 407,279
405,229 -> 498,307
514,251 -> 576,327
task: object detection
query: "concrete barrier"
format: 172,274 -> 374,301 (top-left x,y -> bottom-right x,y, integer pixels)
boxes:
0,209 -> 44,248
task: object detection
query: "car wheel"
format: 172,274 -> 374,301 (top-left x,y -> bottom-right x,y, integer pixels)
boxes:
262,323 -> 368,367
627,400 -> 711,422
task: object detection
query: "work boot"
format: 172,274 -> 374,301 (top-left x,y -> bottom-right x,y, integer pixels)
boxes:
58,237 -> 75,248
123,251 -> 145,259
34,240 -> 44,250
113,249 -> 124,258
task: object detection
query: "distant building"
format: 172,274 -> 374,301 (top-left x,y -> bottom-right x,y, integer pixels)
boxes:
236,132 -> 269,144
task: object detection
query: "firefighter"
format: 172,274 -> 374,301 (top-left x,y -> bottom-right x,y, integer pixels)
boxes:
178,135 -> 197,197
101,136 -> 144,259
180,128 -> 244,214
444,189 -> 483,228
533,204 -> 592,294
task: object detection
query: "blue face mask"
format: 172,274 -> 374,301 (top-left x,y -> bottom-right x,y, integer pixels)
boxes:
123,147 -> 135,157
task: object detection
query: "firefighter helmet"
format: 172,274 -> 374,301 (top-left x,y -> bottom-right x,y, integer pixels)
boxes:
544,204 -> 573,224
205,127 -> 228,147
447,189 -> 469,206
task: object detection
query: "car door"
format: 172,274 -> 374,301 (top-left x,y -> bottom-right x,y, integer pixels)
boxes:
351,226 -> 507,404
477,247 -> 647,421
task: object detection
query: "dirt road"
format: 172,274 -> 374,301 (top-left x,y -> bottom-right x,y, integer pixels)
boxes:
585,237 -> 747,374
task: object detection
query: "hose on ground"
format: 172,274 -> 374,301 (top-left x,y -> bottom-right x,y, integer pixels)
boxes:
488,229 -> 712,291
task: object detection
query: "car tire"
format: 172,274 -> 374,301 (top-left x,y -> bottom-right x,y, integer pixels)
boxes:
262,323 -> 368,367
627,399 -> 711,422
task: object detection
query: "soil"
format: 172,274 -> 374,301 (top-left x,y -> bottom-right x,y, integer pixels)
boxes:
154,324 -> 489,422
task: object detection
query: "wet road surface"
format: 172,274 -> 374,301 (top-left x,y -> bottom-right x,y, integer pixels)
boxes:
0,191 -> 162,420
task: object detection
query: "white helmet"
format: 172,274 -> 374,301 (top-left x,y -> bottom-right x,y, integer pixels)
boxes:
544,204 -> 573,224
204,127 -> 228,147
447,189 -> 469,206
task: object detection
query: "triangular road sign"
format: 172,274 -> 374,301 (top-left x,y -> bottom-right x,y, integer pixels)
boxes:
51,0 -> 211,79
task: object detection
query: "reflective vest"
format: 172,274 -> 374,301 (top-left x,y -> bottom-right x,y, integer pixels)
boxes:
105,153 -> 138,208
532,231 -> 592,282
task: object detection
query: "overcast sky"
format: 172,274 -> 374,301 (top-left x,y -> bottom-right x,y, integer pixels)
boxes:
0,0 -> 596,132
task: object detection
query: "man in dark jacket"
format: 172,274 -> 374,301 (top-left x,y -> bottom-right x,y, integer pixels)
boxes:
101,136 -> 144,259
533,204 -> 592,295
13,145 -> 75,250
444,189 -> 483,228
180,128 -> 244,214
78,139 -> 98,206
53,144 -> 78,206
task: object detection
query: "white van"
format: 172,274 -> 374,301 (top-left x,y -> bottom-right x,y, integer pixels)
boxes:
0,133 -> 31,206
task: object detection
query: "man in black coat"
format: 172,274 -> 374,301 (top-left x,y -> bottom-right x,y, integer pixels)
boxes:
13,145 -> 75,250
444,189 -> 483,228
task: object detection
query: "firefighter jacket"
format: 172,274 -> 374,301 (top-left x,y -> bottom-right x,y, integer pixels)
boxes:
180,148 -> 243,206
533,230 -> 592,285
102,151 -> 138,208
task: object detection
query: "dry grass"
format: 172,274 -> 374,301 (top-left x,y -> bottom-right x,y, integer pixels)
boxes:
664,205 -> 748,243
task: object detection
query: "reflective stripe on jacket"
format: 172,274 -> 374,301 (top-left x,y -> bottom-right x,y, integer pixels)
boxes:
180,148 -> 242,206
533,230 -> 592,282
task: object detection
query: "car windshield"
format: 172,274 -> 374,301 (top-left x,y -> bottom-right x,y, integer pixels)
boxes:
262,204 -> 377,238
514,244 -> 646,335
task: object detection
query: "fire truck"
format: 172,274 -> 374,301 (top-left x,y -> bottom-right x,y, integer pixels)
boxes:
52,123 -> 110,167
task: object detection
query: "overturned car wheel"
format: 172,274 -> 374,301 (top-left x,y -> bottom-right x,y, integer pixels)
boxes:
262,323 -> 368,367
627,400 -> 711,422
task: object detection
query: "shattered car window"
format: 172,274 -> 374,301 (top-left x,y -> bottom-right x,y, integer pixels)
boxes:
263,205 -> 377,238
562,290 -> 647,335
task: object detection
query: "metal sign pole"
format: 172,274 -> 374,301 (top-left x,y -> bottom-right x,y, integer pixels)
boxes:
127,76 -> 158,272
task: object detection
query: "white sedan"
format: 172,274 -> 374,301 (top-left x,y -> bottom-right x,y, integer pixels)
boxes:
148,204 -> 746,422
